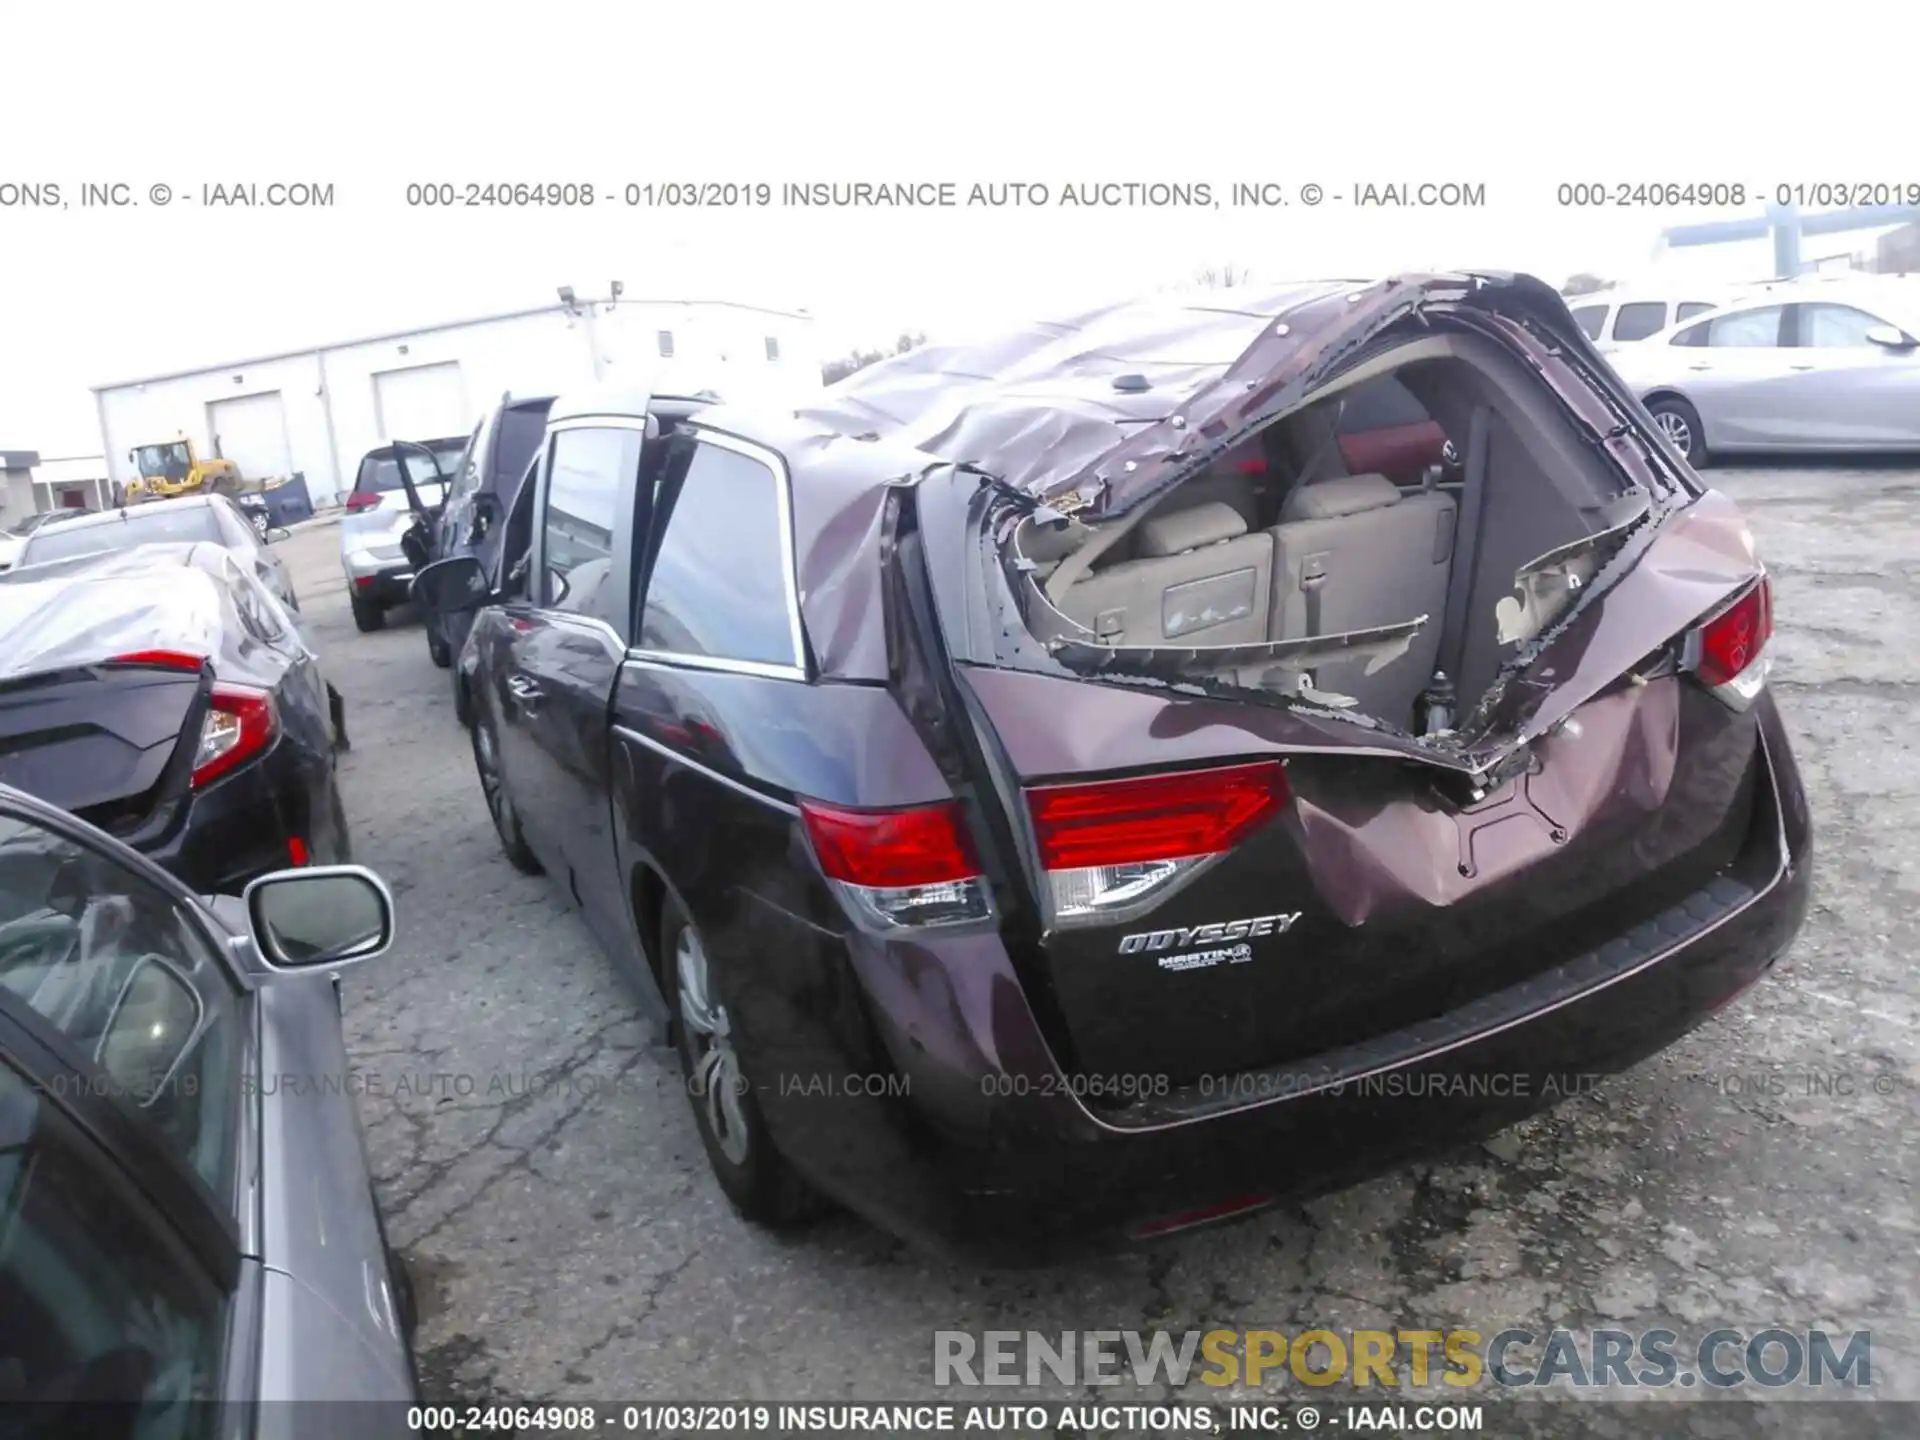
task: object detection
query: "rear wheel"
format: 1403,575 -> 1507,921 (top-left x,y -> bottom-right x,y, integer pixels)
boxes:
470,711 -> 541,874
662,898 -> 824,1227
350,590 -> 385,633
1648,395 -> 1709,468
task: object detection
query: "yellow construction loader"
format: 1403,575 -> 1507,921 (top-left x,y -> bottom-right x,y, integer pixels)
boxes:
123,437 -> 240,500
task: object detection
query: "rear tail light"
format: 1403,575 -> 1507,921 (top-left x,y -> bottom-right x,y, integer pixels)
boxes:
799,798 -> 994,931
192,683 -> 279,787
287,836 -> 310,866
344,490 -> 382,513
1687,576 -> 1772,710
1026,760 -> 1290,925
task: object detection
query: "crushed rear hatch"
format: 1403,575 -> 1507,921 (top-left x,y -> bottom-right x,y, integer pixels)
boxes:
884,274 -> 1780,1092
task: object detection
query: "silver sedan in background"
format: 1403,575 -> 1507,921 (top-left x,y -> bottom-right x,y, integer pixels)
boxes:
1607,277 -> 1920,465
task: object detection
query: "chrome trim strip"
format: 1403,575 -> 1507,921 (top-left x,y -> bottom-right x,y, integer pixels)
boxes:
624,648 -> 806,682
612,723 -> 800,816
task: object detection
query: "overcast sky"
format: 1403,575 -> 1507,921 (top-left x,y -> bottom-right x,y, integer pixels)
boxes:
2,2 -> 1908,455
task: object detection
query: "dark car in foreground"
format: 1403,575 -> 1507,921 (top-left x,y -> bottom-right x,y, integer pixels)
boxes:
0,544 -> 351,896
415,273 -> 1813,1260
13,493 -> 300,612
0,782 -> 416,1429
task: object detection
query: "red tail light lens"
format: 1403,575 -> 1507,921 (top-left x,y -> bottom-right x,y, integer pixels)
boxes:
1028,761 -> 1290,870
109,650 -> 206,672
1690,577 -> 1772,709
799,798 -> 992,930
192,684 -> 279,787
1026,761 -> 1290,924
1695,578 -> 1771,688
344,490 -> 382,513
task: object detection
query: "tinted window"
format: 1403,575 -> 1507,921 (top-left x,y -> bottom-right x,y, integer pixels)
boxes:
541,427 -> 638,616
1335,376 -> 1431,432
0,813 -> 241,1194
18,507 -> 222,565
1568,305 -> 1607,340
492,403 -> 554,491
353,452 -> 451,494
638,443 -> 798,669
444,423 -> 485,505
1706,306 -> 1786,347
0,1056 -> 227,1415
1799,303 -> 1893,347
209,501 -> 259,554
1676,302 -> 1715,323
1611,302 -> 1669,341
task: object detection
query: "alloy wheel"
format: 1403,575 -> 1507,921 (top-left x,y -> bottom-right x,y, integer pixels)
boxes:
474,721 -> 510,834
676,926 -> 751,1165
1654,409 -> 1694,457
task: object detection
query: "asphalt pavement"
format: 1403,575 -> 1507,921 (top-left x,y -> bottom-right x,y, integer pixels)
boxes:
272,462 -> 1919,1418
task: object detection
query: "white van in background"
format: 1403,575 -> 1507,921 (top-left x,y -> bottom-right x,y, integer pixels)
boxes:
1565,289 -> 1741,352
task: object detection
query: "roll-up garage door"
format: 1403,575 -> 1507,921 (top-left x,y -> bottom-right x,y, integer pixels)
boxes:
206,392 -> 293,482
373,362 -> 469,442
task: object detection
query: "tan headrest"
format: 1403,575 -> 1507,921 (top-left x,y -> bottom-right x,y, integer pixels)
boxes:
1282,473 -> 1401,522
1134,501 -> 1249,557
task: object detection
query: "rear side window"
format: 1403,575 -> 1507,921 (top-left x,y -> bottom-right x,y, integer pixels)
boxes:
1335,376 -> 1431,432
540,427 -> 639,618
1568,305 -> 1607,340
1676,301 -> 1715,323
354,453 -> 445,493
1611,302 -> 1668,341
19,508 -> 222,565
637,441 -> 800,671
1706,306 -> 1786,347
493,404 -> 553,491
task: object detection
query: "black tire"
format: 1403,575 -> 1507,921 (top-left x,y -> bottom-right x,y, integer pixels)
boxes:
1647,395 -> 1710,468
426,619 -> 452,669
470,712 -> 542,874
660,898 -> 824,1227
350,591 -> 385,633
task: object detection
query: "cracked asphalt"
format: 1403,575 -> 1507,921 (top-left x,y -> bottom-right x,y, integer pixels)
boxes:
274,461 -> 1917,1428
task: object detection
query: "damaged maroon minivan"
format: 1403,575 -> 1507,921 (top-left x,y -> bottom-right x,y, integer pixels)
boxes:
420,271 -> 1811,1260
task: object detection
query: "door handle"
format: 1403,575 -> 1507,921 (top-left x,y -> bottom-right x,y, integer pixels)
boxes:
1789,363 -> 1815,371
1686,363 -> 1712,371
507,674 -> 544,706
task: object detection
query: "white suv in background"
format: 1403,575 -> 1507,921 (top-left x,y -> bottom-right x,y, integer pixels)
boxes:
337,436 -> 468,632
1566,289 -> 1736,352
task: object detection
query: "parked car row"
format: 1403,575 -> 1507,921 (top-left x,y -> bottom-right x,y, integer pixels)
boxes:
399,272 -> 1812,1259
0,495 -> 417,1421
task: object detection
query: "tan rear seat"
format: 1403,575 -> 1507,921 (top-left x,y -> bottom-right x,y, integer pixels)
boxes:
1057,501 -> 1273,647
1268,474 -> 1457,714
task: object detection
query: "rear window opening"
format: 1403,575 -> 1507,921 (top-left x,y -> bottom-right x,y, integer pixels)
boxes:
356,445 -> 464,493
1004,320 -> 1651,740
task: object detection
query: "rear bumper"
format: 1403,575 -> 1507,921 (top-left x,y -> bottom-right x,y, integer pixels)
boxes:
130,739 -> 349,895
347,566 -> 415,607
754,700 -> 1814,1262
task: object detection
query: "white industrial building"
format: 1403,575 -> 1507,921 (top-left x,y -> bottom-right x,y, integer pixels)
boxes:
92,295 -> 825,506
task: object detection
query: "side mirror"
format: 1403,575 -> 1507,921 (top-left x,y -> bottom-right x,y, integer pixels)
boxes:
266,526 -> 292,543
411,555 -> 490,615
244,865 -> 395,975
1865,324 -> 1914,350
